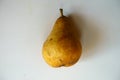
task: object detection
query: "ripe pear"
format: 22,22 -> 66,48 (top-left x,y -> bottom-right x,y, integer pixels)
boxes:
42,9 -> 82,67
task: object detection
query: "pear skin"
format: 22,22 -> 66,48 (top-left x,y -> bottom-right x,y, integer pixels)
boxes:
42,9 -> 82,67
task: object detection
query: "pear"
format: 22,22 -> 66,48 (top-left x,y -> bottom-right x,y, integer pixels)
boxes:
42,9 -> 82,67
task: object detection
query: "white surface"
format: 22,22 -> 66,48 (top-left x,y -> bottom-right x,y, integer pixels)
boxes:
0,0 -> 120,80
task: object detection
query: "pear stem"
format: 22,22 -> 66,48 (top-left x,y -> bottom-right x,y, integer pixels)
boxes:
60,8 -> 63,17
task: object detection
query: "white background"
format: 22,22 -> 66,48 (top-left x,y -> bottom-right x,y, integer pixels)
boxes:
0,0 -> 120,80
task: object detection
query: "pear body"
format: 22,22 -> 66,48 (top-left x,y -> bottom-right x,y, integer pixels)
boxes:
42,16 -> 82,67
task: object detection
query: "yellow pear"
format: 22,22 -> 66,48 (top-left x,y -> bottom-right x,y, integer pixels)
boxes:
42,9 -> 82,67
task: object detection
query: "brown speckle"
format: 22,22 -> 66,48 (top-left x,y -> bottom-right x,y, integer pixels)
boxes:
58,64 -> 65,67
59,59 -> 65,66
60,64 -> 65,67
47,52 -> 51,56
49,38 -> 53,41
59,59 -> 63,62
